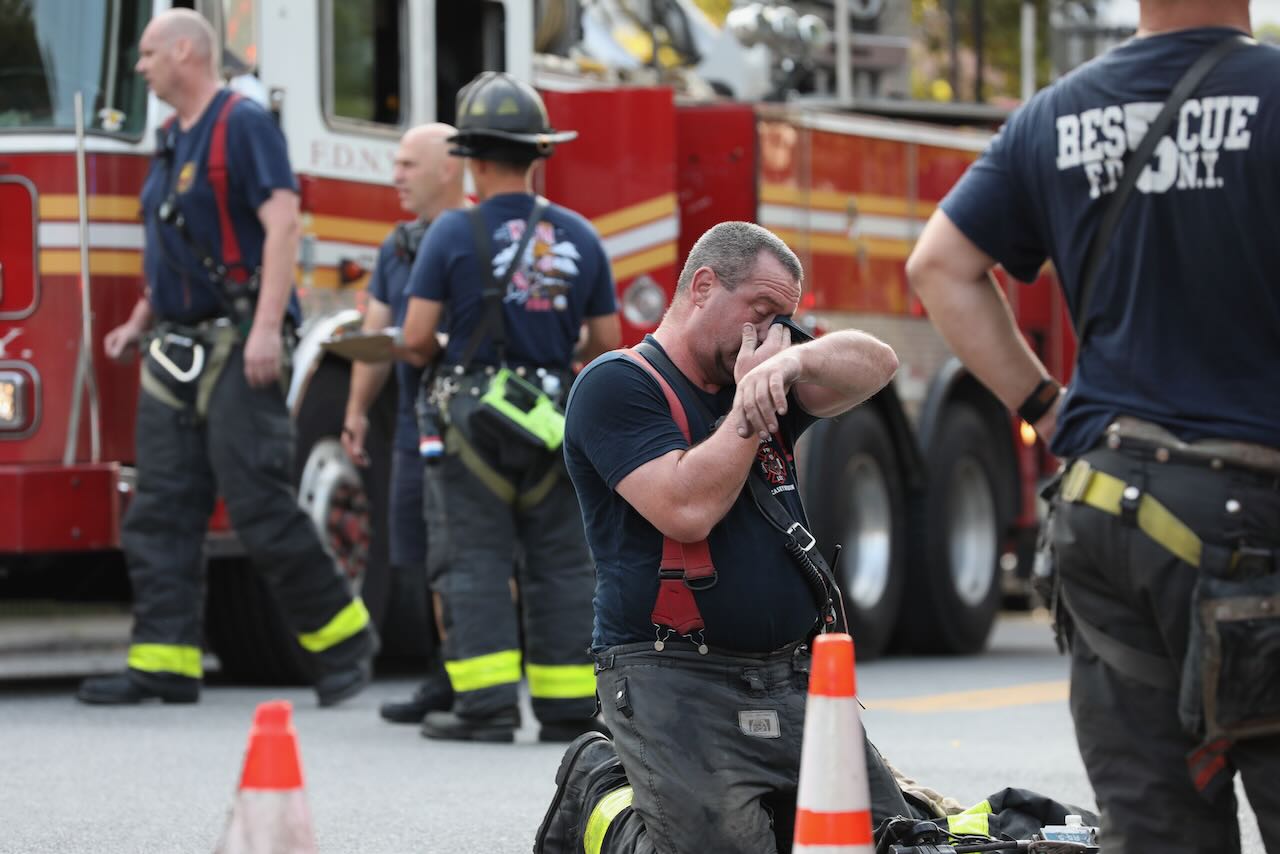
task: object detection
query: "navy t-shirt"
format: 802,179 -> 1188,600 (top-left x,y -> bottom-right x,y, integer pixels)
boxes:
369,229 -> 426,453
940,29 -> 1280,457
141,89 -> 301,325
407,193 -> 616,370
565,337 -> 819,654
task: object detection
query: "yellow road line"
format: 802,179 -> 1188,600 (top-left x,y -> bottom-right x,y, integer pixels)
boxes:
864,680 -> 1069,713
39,194 -> 140,222
592,193 -> 677,239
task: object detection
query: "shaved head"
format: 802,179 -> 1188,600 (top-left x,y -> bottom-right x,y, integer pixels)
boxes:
147,8 -> 219,77
393,123 -> 465,219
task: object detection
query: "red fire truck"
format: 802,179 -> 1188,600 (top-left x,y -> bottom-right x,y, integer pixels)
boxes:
0,0 -> 1071,678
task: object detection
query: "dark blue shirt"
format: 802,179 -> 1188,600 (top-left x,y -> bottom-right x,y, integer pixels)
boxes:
565,338 -> 818,654
369,229 -> 426,453
407,193 -> 616,370
940,29 -> 1280,457
141,89 -> 301,324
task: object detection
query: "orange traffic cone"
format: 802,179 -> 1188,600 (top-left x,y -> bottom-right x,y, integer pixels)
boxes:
793,633 -> 875,854
214,700 -> 318,854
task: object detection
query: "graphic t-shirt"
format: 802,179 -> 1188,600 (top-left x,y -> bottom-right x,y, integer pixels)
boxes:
940,29 -> 1280,456
141,89 -> 300,324
565,337 -> 819,654
407,193 -> 616,370
369,229 -> 426,452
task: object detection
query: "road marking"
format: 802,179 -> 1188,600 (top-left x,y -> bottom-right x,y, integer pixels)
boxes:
864,680 -> 1069,713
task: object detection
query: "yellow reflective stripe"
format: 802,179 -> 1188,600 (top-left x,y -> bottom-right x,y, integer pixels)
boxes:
960,799 -> 993,816
583,785 -> 634,854
1062,462 -> 1203,567
298,598 -> 371,652
445,649 -> 523,693
526,663 -> 596,700
947,812 -> 990,836
128,643 -> 203,678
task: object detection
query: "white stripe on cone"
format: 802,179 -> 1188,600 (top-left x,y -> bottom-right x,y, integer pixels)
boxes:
214,790 -> 317,854
794,693 -> 874,853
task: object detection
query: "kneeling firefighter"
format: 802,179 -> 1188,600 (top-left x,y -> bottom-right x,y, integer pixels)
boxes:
401,71 -> 622,743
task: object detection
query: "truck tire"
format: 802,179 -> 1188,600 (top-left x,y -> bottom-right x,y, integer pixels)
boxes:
900,402 -> 1005,654
803,408 -> 905,660
205,357 -> 396,684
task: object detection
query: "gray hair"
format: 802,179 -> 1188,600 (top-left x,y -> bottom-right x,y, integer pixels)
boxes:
675,221 -> 802,295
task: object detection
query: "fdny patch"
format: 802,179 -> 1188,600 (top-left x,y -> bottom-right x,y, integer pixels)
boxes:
176,161 -> 197,194
756,444 -> 788,486
738,710 -> 781,739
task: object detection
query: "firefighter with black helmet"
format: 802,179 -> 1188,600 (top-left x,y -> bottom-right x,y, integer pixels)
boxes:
401,71 -> 621,743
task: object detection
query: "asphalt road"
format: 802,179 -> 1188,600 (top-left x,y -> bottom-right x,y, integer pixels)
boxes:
0,614 -> 1265,853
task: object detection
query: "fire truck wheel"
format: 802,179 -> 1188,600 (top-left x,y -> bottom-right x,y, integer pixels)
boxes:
803,408 -> 905,661
900,401 -> 1005,655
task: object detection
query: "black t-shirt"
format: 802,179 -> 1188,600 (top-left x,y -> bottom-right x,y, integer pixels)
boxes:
940,29 -> 1280,457
141,89 -> 301,324
564,337 -> 819,653
369,230 -> 425,453
408,193 -> 616,370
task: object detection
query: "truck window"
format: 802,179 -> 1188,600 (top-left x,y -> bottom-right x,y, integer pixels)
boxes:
323,0 -> 404,129
0,0 -> 149,136
435,1 -> 506,125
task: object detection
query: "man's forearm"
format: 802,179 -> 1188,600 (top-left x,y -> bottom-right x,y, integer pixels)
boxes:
252,221 -> 299,332
128,297 -> 153,331
790,329 -> 898,416
661,407 -> 762,541
914,270 -> 1048,410
346,361 -> 393,420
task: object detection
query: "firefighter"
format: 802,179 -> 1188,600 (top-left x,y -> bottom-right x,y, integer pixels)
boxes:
906,2 -> 1280,851
341,123 -> 466,724
400,72 -> 622,742
78,9 -> 377,706
536,222 -> 907,853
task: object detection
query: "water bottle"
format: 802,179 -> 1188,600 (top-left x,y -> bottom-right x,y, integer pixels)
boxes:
1040,814 -> 1098,845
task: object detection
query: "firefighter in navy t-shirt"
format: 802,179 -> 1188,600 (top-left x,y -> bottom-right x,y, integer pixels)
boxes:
79,9 -> 376,707
339,124 -> 466,725
400,72 -> 621,743
534,222 -> 905,853
908,2 -> 1280,851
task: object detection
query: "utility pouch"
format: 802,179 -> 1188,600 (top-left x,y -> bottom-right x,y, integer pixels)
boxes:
1179,564 -> 1280,742
473,367 -> 565,453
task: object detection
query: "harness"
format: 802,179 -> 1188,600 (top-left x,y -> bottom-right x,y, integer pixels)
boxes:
619,343 -> 843,655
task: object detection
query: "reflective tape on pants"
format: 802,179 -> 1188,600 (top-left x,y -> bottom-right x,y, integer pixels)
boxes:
128,643 -> 203,678
298,598 -> 370,653
584,785 -> 633,854
445,649 -> 523,693
947,810 -> 991,837
526,663 -> 596,700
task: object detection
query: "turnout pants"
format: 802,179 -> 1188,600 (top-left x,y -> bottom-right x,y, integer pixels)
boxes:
588,642 -> 912,854
423,440 -> 596,722
123,338 -> 374,688
1051,446 -> 1280,854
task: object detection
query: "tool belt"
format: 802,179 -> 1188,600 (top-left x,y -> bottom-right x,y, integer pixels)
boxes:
1103,416 -> 1280,480
141,318 -> 239,422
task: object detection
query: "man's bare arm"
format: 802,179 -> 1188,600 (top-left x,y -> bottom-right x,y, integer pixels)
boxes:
906,210 -> 1061,441
578,313 -> 622,364
243,189 -> 300,387
342,298 -> 394,465
402,296 -> 444,364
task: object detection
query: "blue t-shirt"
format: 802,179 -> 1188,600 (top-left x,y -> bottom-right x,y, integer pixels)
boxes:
141,89 -> 301,325
940,29 -> 1280,457
565,337 -> 819,654
369,229 -> 426,453
407,193 -> 616,370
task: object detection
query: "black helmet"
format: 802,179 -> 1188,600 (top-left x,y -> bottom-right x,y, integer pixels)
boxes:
449,72 -> 577,162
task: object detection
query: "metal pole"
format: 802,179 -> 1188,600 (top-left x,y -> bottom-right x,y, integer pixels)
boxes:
973,0 -> 985,103
1020,0 -> 1036,102
835,0 -> 853,106
64,91 -> 101,465
947,0 -> 959,101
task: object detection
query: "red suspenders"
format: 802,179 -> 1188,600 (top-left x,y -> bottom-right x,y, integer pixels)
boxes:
618,348 -> 716,653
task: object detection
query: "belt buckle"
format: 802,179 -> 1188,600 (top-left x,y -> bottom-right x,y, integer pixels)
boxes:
786,522 -> 817,552
1060,461 -> 1094,503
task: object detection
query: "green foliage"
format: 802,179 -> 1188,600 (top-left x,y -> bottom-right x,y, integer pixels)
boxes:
911,0 -> 1053,103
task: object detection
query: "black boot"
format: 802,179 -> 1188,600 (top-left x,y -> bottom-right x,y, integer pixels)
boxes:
533,732 -> 629,854
315,627 -> 380,707
77,671 -> 199,705
538,716 -> 612,744
379,676 -> 454,724
420,707 -> 520,743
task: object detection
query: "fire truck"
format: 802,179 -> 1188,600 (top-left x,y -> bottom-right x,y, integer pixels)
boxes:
0,0 -> 1072,678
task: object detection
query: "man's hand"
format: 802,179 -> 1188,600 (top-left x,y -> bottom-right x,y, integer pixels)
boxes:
1033,389 -> 1065,446
733,323 -> 800,439
243,324 -> 282,388
104,322 -> 144,362
341,413 -> 371,466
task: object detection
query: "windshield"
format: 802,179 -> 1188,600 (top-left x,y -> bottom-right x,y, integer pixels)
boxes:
0,0 -> 150,135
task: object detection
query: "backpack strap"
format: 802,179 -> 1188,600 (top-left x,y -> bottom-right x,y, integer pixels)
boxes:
206,93 -> 247,284
618,348 -> 716,652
